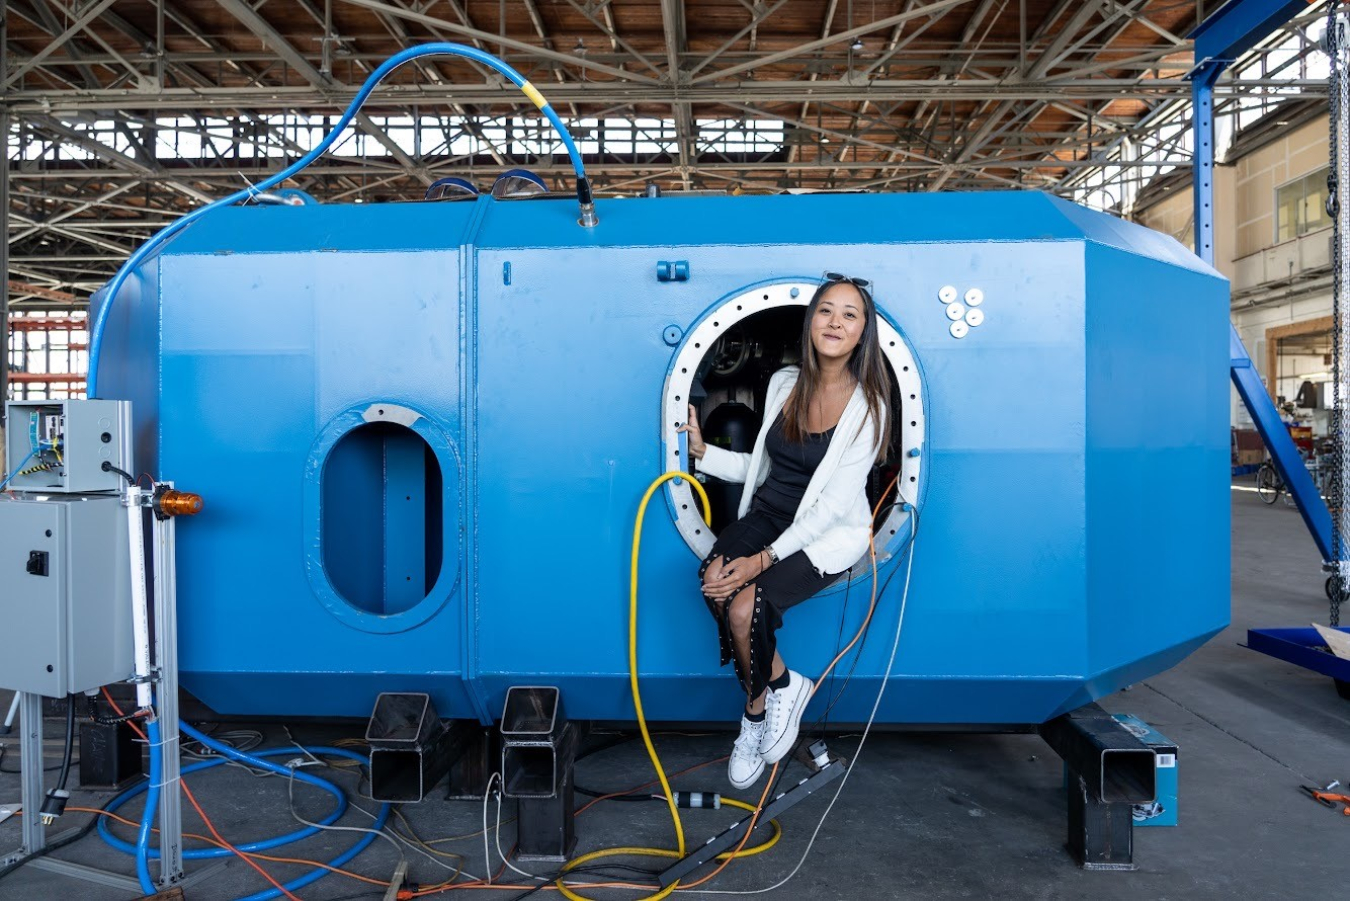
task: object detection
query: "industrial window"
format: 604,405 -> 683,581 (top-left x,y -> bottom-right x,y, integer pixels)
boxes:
1275,168 -> 1332,243
321,421 -> 444,616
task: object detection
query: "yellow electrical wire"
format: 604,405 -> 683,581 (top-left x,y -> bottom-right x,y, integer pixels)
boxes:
555,471 -> 710,901
560,798 -> 781,874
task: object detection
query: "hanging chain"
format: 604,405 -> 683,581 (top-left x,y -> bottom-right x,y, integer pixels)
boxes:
1329,0 -> 1347,627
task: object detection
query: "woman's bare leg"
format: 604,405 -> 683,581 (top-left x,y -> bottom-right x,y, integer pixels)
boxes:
729,589 -> 788,715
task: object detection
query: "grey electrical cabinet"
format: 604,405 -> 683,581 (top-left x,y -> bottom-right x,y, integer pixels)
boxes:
4,400 -> 130,493
0,494 -> 134,696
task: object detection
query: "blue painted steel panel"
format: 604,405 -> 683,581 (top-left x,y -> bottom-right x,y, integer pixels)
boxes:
1081,243 -> 1230,703
95,191 -> 1231,725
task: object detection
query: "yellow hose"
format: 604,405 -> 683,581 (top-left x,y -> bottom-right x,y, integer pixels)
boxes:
554,471 -> 900,898
556,471 -> 710,901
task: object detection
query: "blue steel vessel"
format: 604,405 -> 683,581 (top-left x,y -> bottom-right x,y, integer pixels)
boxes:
94,190 -> 1230,725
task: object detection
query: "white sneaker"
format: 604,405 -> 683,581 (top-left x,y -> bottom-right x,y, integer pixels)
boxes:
728,716 -> 767,789
759,671 -> 813,764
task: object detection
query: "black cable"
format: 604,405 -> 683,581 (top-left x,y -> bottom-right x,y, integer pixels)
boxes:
752,504 -> 922,832
812,548 -> 907,727
54,696 -> 74,791
85,694 -> 140,726
573,785 -> 655,803
0,795 -> 112,883
100,461 -> 135,484
814,504 -> 920,727
31,697 -> 78,823
494,864 -> 662,901
574,732 -> 638,763
410,863 -> 661,901
820,566 -> 853,736
0,745 -> 76,773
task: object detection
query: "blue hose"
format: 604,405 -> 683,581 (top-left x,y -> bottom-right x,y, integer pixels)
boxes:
100,748 -> 351,857
102,724 -> 391,901
86,43 -> 592,398
135,719 -> 162,894
0,448 -> 38,491
238,801 -> 391,901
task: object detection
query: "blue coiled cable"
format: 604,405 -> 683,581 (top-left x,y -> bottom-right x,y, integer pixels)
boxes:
86,42 -> 594,397
103,721 -> 391,901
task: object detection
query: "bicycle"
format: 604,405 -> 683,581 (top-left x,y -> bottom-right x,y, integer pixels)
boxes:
1255,453 -> 1335,507
1256,460 -> 1285,505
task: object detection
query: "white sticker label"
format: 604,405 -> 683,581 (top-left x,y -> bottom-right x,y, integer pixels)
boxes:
1156,754 -> 1176,768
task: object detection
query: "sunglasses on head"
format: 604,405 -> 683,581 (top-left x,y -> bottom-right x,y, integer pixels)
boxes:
823,271 -> 872,290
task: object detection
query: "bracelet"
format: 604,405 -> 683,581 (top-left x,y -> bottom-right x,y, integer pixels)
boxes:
763,546 -> 779,567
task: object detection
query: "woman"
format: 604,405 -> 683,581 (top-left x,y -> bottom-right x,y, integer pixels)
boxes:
678,273 -> 891,789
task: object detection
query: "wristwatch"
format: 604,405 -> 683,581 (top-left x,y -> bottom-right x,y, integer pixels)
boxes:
763,546 -> 780,566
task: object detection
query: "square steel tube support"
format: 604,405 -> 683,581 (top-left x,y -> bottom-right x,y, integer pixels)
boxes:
367,693 -> 474,803
1039,703 -> 1156,805
1040,703 -> 1155,870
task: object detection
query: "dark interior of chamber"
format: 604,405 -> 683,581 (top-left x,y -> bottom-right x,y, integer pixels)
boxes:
690,306 -> 904,534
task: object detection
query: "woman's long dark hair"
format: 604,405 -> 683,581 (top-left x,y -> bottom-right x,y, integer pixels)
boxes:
780,278 -> 892,463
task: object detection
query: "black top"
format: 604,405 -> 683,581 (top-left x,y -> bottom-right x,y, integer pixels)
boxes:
751,411 -> 836,520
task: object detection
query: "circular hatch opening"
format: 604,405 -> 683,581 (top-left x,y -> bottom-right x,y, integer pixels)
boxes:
662,281 -> 924,570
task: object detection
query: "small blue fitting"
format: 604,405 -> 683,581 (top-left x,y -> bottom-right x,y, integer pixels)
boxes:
907,448 -> 921,458
657,260 -> 690,282
503,261 -> 512,285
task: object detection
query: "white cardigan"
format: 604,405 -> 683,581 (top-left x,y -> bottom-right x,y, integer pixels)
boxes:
697,367 -> 884,575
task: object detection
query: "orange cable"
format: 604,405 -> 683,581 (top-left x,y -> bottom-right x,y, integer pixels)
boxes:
102,687 -> 302,901
575,756 -> 729,816
674,762 -> 777,891
60,807 -> 390,888
675,471 -> 901,890
401,757 -> 735,895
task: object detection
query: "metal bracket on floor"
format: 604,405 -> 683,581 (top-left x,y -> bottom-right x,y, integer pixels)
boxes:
1039,702 -> 1156,870
28,855 -> 227,895
657,746 -> 848,888
366,693 -> 477,803
500,686 -> 580,861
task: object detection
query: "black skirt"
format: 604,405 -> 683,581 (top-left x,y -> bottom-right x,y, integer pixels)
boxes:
698,506 -> 846,699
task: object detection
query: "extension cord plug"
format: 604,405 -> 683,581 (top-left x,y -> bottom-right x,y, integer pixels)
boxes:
39,789 -> 69,825
674,790 -> 721,809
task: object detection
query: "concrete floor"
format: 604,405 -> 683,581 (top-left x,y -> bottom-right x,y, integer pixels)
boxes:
1,480 -> 1348,900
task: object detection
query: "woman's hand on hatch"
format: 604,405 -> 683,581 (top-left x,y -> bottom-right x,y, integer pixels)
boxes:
676,404 -> 707,460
